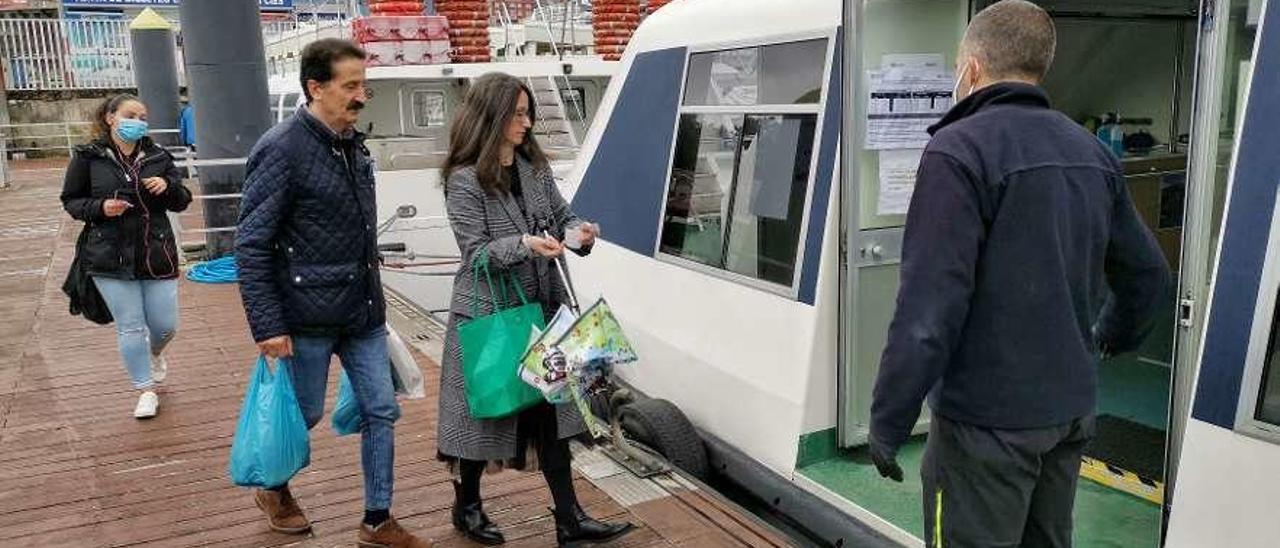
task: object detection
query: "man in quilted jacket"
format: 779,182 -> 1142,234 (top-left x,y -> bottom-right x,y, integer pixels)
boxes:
235,38 -> 431,548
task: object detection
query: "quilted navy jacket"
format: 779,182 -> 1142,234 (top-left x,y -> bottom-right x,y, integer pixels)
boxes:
235,108 -> 385,343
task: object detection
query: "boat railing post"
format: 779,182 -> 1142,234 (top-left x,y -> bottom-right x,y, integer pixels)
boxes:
532,0 -> 562,59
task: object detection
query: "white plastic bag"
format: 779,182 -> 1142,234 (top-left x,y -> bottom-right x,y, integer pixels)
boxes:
518,305 -> 577,402
387,327 -> 426,399
519,325 -> 570,403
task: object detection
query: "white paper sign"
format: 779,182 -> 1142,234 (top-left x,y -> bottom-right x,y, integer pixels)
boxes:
866,54 -> 954,150
878,149 -> 924,216
882,53 -> 946,73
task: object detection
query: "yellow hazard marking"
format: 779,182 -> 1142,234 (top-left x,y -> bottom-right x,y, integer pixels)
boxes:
1079,456 -> 1165,505
934,488 -> 943,548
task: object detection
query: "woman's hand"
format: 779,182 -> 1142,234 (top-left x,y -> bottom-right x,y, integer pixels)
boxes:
576,223 -> 600,248
523,234 -> 564,258
102,199 -> 132,217
143,176 -> 168,195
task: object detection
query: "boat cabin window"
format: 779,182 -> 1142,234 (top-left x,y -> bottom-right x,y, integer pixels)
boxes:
270,92 -> 303,124
561,87 -> 587,123
1239,239 -> 1280,440
660,39 -> 827,289
1246,219 -> 1280,437
411,90 -> 447,128
682,40 -> 826,106
1256,295 -> 1280,427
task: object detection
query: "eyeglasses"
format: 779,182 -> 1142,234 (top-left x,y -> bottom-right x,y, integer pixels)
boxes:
339,82 -> 375,99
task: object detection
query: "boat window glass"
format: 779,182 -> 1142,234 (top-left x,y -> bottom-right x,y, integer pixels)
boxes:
759,40 -> 826,104
723,114 -> 817,284
277,93 -> 301,122
1255,289 -> 1280,426
560,86 -> 587,122
661,114 -> 739,268
683,39 -> 826,106
269,94 -> 285,123
662,38 -> 827,288
683,48 -> 758,106
411,90 -> 446,128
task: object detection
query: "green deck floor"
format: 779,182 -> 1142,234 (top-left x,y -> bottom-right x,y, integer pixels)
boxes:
799,441 -> 1163,547
800,356 -> 1171,547
1098,356 -> 1172,431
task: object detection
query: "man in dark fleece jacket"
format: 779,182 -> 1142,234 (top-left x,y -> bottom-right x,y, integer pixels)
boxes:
868,2 -> 1170,547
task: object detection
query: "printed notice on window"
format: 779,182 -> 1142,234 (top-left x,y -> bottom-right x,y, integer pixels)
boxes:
878,149 -> 924,216
865,57 -> 954,150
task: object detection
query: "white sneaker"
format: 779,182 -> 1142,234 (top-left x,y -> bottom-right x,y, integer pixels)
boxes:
134,390 -> 159,419
151,354 -> 169,384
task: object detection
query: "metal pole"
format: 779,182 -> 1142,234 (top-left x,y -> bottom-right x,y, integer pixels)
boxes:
836,0 -> 856,445
1167,0 -> 1232,508
0,61 -> 8,189
554,254 -> 580,314
1169,20 -> 1187,150
559,0 -> 569,58
180,0 -> 273,257
130,8 -> 182,146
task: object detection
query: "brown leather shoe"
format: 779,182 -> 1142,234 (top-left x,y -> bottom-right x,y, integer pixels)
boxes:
358,516 -> 433,548
254,487 -> 312,534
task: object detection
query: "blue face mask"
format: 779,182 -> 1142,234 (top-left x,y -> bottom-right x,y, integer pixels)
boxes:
115,118 -> 148,142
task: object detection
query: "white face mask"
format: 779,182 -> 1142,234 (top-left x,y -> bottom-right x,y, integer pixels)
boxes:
953,62 -> 976,103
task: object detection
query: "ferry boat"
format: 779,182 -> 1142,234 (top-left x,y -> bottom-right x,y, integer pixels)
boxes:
524,0 -> 1278,546
276,0 -> 1280,545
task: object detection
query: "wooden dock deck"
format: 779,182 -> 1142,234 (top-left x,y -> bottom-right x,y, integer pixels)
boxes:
0,162 -> 794,548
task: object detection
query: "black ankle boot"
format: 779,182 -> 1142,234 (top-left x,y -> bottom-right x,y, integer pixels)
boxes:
555,505 -> 634,547
452,482 -> 505,545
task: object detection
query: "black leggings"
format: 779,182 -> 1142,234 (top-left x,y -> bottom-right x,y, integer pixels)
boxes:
456,404 -> 578,516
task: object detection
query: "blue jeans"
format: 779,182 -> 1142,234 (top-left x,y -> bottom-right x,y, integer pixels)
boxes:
92,277 -> 179,390
290,325 -> 400,511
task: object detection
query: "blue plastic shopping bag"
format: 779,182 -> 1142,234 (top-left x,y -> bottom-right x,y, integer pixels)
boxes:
228,356 -> 311,488
331,369 -> 403,436
331,370 -> 363,436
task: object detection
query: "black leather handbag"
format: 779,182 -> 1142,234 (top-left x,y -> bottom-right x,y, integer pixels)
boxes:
62,229 -> 114,325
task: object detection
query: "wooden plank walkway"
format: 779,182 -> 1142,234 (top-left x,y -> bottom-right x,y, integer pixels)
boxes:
0,162 -> 794,548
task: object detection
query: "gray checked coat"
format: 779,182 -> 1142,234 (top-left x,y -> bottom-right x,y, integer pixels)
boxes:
436,155 -> 591,465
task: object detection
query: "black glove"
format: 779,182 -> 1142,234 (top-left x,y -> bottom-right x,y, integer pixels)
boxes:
868,436 -> 904,483
1092,324 -> 1115,361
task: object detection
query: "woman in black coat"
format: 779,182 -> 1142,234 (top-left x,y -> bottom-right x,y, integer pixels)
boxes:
60,93 -> 191,419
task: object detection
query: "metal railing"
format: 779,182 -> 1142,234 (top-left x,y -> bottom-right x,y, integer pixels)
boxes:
0,121 -> 91,157
0,17 -> 332,92
264,19 -> 351,78
262,20 -> 301,42
0,122 -> 181,160
0,18 -> 134,90
166,152 -> 247,254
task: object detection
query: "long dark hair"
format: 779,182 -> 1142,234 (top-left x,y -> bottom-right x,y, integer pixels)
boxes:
443,73 -> 549,195
91,93 -> 141,142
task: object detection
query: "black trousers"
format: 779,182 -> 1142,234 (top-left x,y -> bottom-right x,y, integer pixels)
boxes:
456,403 -> 577,516
921,414 -> 1096,548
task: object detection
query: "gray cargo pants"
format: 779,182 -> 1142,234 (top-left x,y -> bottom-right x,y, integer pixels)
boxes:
921,414 -> 1096,548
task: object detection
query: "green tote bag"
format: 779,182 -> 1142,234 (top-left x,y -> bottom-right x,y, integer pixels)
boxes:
458,248 -> 547,419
